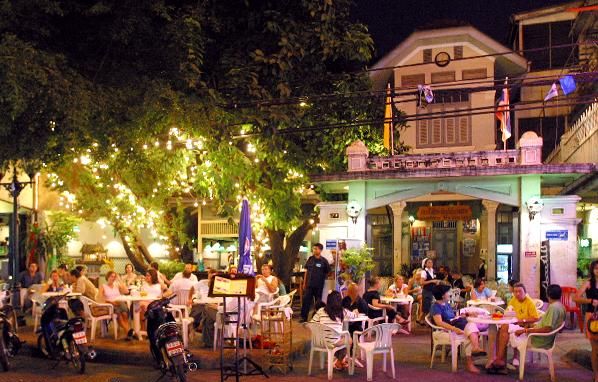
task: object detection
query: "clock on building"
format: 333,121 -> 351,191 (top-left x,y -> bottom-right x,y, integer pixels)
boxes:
434,51 -> 451,67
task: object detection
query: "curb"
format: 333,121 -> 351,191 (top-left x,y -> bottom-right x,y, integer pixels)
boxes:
564,349 -> 592,371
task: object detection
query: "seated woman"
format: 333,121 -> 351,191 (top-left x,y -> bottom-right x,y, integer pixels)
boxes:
471,278 -> 493,300
407,270 -> 424,324
364,277 -> 407,325
42,270 -> 64,293
99,271 -> 133,340
311,291 -> 357,371
121,263 -> 138,287
431,284 -> 487,374
385,275 -> 410,320
255,264 -> 279,303
140,269 -> 163,329
342,282 -> 368,334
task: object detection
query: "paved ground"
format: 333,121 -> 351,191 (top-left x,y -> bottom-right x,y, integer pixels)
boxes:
1,322 -> 592,382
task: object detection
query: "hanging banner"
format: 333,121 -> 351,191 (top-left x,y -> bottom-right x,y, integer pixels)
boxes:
416,205 -> 472,221
539,240 -> 551,301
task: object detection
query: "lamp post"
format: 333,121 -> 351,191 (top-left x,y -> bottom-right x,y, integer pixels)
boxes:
0,166 -> 35,310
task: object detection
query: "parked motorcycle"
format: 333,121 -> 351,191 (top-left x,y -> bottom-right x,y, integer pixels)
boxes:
36,294 -> 94,374
0,287 -> 22,371
145,294 -> 197,382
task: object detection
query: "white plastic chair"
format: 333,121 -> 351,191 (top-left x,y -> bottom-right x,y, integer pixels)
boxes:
251,294 -> 291,334
511,322 -> 565,381
366,304 -> 388,330
80,296 -> 118,342
425,315 -> 468,372
167,289 -> 194,348
213,299 -> 254,352
305,322 -> 351,381
351,323 -> 399,381
255,286 -> 279,304
533,299 -> 544,311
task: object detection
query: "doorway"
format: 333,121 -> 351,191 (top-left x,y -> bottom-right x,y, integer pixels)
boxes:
431,221 -> 457,270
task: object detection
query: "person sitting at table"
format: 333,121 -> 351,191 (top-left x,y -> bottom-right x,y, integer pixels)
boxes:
311,290 -> 358,371
99,271 -> 133,340
71,268 -> 98,300
150,262 -> 171,288
200,295 -> 254,348
364,277 -> 407,325
342,282 -> 368,333
139,269 -> 163,329
471,278 -> 493,300
172,263 -> 199,283
165,269 -> 195,304
18,262 -> 44,311
431,284 -> 487,374
255,264 -> 279,303
57,264 -> 69,285
485,282 -> 539,372
407,270 -> 424,324
386,274 -> 409,297
451,270 -> 471,296
42,270 -> 64,293
121,263 -> 138,287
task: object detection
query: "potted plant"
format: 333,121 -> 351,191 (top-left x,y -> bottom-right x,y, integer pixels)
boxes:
341,245 -> 375,293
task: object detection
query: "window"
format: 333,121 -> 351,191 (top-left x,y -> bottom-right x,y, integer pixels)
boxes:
431,71 -> 456,84
454,46 -> 463,59
423,49 -> 432,63
523,20 -> 576,71
462,68 -> 487,80
416,106 -> 471,148
401,73 -> 425,87
434,90 -> 469,103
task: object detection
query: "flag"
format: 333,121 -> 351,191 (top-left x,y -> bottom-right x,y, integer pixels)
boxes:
383,83 -> 393,151
544,83 -> 559,101
496,78 -> 511,143
559,75 -> 576,95
237,199 -> 254,275
417,84 -> 434,108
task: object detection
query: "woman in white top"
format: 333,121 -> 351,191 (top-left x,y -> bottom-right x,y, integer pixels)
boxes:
99,271 -> 132,339
386,274 -> 409,297
311,291 -> 357,370
420,257 -> 441,317
255,264 -> 279,302
140,269 -> 163,329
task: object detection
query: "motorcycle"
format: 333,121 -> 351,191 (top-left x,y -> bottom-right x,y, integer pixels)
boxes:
145,294 -> 197,382
0,287 -> 22,371
36,294 -> 94,374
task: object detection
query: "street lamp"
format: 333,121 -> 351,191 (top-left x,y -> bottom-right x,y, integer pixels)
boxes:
0,165 -> 35,310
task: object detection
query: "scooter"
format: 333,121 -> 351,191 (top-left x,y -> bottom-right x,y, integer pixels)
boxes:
0,287 -> 22,371
36,294 -> 95,374
145,294 -> 197,382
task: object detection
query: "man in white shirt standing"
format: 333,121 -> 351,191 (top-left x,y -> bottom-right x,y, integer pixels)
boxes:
172,263 -> 199,283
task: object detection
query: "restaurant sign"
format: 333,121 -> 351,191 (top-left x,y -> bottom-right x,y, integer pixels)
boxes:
416,205 -> 472,221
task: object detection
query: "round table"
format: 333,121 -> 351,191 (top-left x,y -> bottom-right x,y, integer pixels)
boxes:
467,315 -> 517,367
467,298 -> 505,307
41,292 -> 82,298
113,295 -> 158,340
343,314 -> 369,331
381,296 -> 413,332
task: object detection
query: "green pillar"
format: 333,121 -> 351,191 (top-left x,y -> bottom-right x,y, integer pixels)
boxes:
519,175 -> 542,298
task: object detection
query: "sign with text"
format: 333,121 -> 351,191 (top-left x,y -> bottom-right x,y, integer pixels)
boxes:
545,230 -> 568,241
325,240 -> 337,250
525,251 -> 536,258
417,205 -> 472,221
208,274 -> 255,300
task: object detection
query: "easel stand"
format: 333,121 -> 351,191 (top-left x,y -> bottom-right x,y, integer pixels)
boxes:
219,296 -> 268,381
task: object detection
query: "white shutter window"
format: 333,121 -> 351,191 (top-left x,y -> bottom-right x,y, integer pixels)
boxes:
431,119 -> 442,145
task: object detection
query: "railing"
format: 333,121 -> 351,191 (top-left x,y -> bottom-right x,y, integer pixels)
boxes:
547,102 -> 598,164
366,149 -> 520,171
200,220 -> 238,236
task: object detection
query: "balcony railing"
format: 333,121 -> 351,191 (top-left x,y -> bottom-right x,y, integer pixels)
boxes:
366,149 -> 520,171
547,102 -> 598,164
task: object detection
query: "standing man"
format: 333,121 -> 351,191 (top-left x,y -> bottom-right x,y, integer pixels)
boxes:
300,243 -> 331,323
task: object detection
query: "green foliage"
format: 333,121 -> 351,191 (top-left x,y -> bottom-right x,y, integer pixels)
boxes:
45,211 -> 81,258
342,245 -> 375,283
157,260 -> 185,280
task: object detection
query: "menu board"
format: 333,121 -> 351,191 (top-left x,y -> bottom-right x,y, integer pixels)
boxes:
208,274 -> 255,299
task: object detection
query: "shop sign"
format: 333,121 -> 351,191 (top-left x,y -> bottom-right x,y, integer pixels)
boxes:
525,251 -> 536,257
417,205 -> 472,221
325,240 -> 337,250
545,230 -> 568,241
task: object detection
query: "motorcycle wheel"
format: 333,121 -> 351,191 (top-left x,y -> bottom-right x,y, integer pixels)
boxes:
37,335 -> 50,358
173,363 -> 187,382
0,337 -> 9,371
68,339 -> 86,374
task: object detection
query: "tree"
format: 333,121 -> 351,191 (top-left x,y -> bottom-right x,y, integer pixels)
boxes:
2,1 -> 397,284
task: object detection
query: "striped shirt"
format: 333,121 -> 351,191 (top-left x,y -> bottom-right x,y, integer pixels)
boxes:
311,307 -> 357,342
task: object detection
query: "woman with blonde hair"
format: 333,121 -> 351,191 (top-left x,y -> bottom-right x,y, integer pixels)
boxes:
407,268 -> 424,324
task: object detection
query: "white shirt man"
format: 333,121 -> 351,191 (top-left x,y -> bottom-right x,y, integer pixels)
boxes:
173,263 -> 198,283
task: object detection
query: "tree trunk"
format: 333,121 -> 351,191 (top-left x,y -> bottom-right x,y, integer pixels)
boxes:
113,224 -> 150,272
267,220 -> 314,289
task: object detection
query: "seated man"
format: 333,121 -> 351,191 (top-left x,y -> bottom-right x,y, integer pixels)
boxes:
172,263 -> 199,283
255,264 -> 279,303
200,297 -> 253,348
486,282 -> 539,371
70,268 -> 98,300
18,262 -> 44,311
166,269 -> 195,304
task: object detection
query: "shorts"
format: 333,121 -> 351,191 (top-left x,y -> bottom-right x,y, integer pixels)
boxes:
110,301 -> 129,314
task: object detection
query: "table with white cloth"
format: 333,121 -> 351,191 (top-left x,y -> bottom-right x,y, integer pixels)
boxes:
467,315 -> 517,367
343,314 -> 369,331
113,295 -> 158,340
467,298 -> 505,307
381,295 -> 413,332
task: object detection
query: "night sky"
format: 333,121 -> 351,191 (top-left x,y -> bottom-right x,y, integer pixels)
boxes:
352,0 -> 571,61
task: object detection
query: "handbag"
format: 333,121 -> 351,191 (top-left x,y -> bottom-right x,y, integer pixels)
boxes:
450,316 -> 468,330
587,311 -> 598,339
